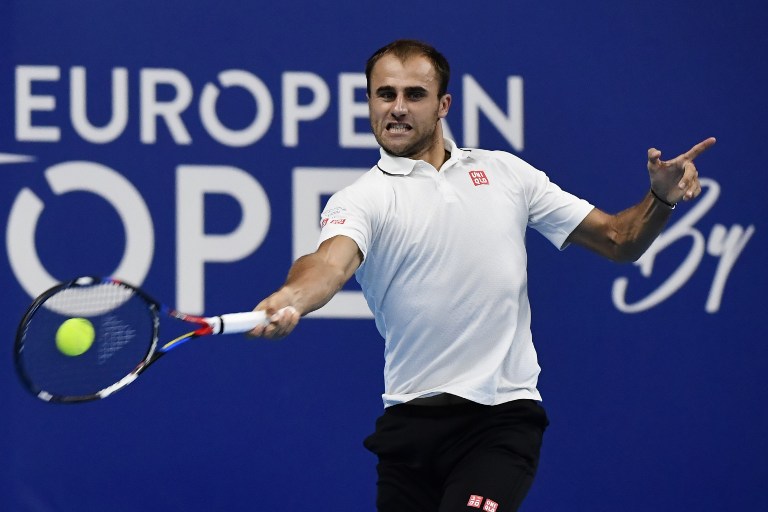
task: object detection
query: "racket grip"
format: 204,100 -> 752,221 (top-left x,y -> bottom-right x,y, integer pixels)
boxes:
208,311 -> 269,335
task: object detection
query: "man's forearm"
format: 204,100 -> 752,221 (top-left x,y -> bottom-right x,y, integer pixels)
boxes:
608,190 -> 675,262
279,252 -> 351,315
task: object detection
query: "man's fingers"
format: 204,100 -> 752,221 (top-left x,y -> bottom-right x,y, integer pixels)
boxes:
682,179 -> 702,200
683,136 -> 717,160
647,147 -> 662,165
650,137 -> 715,168
678,161 -> 695,188
246,303 -> 300,338
247,323 -> 266,338
649,138 -> 712,203
270,305 -> 298,323
678,161 -> 701,200
254,321 -> 287,339
254,306 -> 300,339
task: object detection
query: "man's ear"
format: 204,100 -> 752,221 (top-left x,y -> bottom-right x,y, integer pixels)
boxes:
438,93 -> 452,118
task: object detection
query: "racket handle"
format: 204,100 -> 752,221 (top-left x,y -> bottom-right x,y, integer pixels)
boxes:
205,311 -> 268,334
206,307 -> 295,334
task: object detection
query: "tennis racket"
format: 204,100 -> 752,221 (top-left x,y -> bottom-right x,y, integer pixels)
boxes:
14,276 -> 282,404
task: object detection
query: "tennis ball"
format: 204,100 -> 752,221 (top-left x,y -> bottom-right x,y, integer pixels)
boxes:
55,318 -> 95,357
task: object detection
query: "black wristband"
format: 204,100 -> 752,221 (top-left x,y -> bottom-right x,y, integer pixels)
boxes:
650,188 -> 676,209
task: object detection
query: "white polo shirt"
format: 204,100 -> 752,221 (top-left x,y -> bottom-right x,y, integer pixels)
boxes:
319,139 -> 594,407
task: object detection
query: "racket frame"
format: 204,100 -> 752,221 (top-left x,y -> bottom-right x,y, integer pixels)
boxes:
14,276 -> 268,404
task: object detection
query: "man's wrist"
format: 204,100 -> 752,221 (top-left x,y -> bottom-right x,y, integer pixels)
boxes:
650,188 -> 676,209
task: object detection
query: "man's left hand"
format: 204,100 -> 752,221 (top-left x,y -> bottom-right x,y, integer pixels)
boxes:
648,137 -> 716,205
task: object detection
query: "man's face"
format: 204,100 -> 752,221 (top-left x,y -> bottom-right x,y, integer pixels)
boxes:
368,54 -> 451,160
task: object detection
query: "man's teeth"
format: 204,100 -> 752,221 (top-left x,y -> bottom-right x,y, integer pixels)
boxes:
388,123 -> 411,132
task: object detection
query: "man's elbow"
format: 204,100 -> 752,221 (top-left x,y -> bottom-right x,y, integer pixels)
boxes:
602,230 -> 647,263
607,240 -> 649,263
612,249 -> 643,264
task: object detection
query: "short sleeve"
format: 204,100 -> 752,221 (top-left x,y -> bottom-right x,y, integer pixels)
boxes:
318,185 -> 374,260
526,168 -> 594,250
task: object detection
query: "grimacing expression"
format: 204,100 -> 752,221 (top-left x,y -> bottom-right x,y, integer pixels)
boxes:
368,54 -> 451,162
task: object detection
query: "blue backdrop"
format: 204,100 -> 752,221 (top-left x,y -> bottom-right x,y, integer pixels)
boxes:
2,1 -> 766,511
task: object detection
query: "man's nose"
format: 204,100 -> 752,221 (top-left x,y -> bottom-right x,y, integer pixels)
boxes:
392,94 -> 407,116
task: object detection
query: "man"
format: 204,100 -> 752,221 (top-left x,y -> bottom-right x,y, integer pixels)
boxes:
249,39 -> 715,512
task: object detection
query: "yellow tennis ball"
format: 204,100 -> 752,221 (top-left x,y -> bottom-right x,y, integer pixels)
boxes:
55,318 -> 95,357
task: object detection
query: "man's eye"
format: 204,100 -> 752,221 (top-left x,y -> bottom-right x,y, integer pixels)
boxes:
408,91 -> 426,100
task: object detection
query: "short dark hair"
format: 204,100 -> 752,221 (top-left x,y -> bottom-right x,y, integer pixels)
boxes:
365,39 -> 451,97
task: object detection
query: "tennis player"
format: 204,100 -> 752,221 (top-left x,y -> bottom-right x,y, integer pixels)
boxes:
250,39 -> 715,512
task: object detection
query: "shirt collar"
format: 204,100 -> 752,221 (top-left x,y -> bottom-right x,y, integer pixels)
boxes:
376,138 -> 470,176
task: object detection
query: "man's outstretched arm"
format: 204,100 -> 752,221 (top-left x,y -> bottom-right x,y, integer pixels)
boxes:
567,137 -> 716,262
248,235 -> 363,339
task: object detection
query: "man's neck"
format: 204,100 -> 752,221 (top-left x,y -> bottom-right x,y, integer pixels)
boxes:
416,135 -> 448,171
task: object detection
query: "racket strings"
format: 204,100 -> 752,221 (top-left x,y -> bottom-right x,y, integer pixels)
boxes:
98,314 -> 139,364
45,282 -> 135,317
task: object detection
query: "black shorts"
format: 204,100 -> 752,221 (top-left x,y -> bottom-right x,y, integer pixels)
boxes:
363,398 -> 549,512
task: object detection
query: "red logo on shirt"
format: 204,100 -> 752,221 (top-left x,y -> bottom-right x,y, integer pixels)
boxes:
320,218 -> 346,227
467,495 -> 483,508
467,495 -> 498,511
469,170 -> 489,186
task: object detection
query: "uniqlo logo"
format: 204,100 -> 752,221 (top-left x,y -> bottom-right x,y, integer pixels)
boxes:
467,495 -> 483,508
469,170 -> 489,186
483,499 -> 498,512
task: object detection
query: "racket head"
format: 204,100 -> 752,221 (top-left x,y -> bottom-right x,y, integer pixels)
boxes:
14,276 -> 160,403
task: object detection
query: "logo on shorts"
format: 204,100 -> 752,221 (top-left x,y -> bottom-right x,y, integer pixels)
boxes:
469,170 -> 489,186
467,495 -> 498,512
467,495 -> 483,508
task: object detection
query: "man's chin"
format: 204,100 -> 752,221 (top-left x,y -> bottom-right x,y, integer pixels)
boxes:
377,138 -> 419,158
383,147 -> 412,158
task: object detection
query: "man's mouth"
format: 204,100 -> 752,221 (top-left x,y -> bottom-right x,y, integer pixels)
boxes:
386,123 -> 412,133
